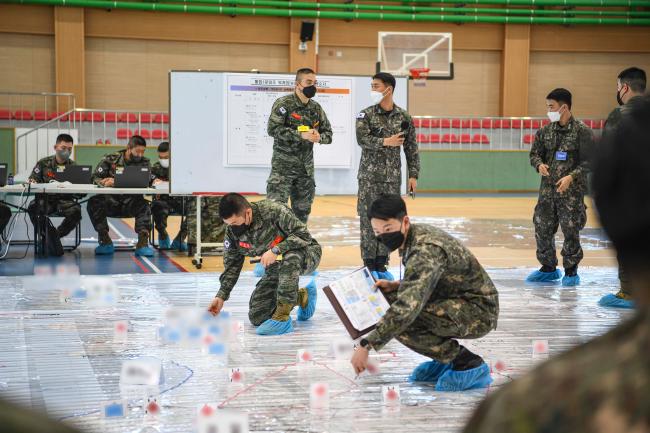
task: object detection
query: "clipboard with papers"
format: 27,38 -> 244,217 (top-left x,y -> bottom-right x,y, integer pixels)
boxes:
323,267 -> 391,339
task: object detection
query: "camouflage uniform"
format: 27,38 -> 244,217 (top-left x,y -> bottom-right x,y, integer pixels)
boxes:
529,118 -> 593,270
216,200 -> 322,326
603,101 -> 641,298
355,104 -> 420,262
186,196 -> 225,245
27,155 -> 82,237
0,203 -> 11,235
87,149 -> 151,235
463,309 -> 650,433
266,92 -> 333,223
365,224 -> 499,363
150,161 -> 189,241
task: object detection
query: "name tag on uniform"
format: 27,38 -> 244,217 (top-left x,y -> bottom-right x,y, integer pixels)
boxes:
56,165 -> 65,172
116,167 -> 124,174
555,151 -> 568,161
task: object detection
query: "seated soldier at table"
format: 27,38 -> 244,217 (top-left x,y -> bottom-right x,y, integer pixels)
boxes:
87,135 -> 154,257
0,203 -> 11,240
26,134 -> 82,242
150,141 -> 189,250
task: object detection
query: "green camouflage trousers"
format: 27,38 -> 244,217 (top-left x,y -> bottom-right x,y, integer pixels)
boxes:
186,196 -> 226,244
248,244 -> 321,326
266,171 -> 315,224
357,179 -> 401,260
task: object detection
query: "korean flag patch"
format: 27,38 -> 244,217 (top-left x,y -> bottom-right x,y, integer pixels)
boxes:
278,106 -> 287,115
356,112 -> 366,119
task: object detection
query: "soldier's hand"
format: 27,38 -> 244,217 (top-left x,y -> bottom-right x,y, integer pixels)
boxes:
538,164 -> 550,177
384,132 -> 405,147
100,177 -> 115,187
351,346 -> 370,375
152,178 -> 162,186
260,249 -> 278,268
311,130 -> 321,143
556,175 -> 573,194
208,297 -> 225,316
374,280 -> 400,293
408,178 -> 417,195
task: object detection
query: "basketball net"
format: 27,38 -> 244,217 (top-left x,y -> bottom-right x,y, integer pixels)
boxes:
410,68 -> 429,87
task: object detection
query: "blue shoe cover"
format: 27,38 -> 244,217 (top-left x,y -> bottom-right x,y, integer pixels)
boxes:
435,363 -> 493,391
95,243 -> 115,255
135,246 -> 154,257
297,277 -> 317,321
409,360 -> 452,383
159,236 -> 171,249
170,238 -> 188,251
526,269 -> 562,282
562,274 -> 580,287
254,263 -> 266,277
256,319 -> 293,336
598,293 -> 635,309
371,270 -> 395,281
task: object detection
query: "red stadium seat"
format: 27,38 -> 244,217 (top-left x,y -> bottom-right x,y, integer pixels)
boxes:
104,139 -> 112,144
152,129 -> 169,140
104,112 -> 117,122
472,134 -> 490,144
452,119 -> 470,129
429,133 -> 441,143
494,119 -> 511,129
118,112 -> 138,123
442,133 -> 459,143
48,111 -> 69,121
33,111 -> 48,121
96,139 -> 104,144
590,119 -> 604,129
470,119 -> 482,129
523,119 -> 541,129
117,128 -> 133,139
134,129 -> 151,139
70,112 -> 83,121
13,110 -> 33,120
153,113 -> 169,124
0,109 -> 11,120
523,134 -> 535,145
481,119 -> 495,129
83,112 -> 104,122
541,119 -> 550,127
511,119 -> 522,129
140,113 -> 152,123
416,133 -> 429,144
460,133 -> 472,144
441,119 -> 451,128
412,118 -> 422,128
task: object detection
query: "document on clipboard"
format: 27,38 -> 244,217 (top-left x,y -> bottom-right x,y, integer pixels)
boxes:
323,267 -> 391,339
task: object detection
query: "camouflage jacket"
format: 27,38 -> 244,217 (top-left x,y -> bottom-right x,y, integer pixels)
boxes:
366,223 -> 499,350
91,149 -> 151,186
150,161 -> 169,182
463,309 -> 650,433
356,103 -> 420,183
216,199 -> 320,300
29,155 -> 76,183
267,92 -> 333,177
603,95 -> 643,139
529,117 -> 593,191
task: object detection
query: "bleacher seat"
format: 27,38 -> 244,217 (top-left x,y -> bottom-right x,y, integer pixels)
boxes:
153,113 -> 169,124
441,119 -> 451,128
0,109 -> 11,120
117,128 -> 133,139
470,119 -> 482,129
70,112 -> 83,121
511,119 -> 522,129
472,134 -> 490,144
460,133 -> 472,144
83,112 -> 104,122
96,139 -> 104,144
34,111 -> 48,121
481,119 -> 495,129
413,118 -> 422,128
523,119 -> 541,129
140,113 -> 152,123
541,119 -> 550,127
416,133 -> 429,144
442,133 -> 459,143
590,119 -> 604,129
523,134 -> 535,145
135,129 -> 151,139
152,129 -> 169,140
104,139 -> 112,144
494,119 -> 511,129
13,110 -> 33,120
452,119 -> 470,129
118,113 -> 138,123
429,134 -> 441,143
48,111 -> 69,121
104,112 -> 117,122
418,118 -> 431,128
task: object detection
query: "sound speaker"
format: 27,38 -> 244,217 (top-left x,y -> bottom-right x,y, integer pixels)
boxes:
300,22 -> 315,42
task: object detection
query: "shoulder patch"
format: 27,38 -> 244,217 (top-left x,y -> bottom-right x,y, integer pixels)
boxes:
34,167 -> 40,174
98,167 -> 103,173
278,106 -> 287,115
356,112 -> 366,119
224,239 -> 230,249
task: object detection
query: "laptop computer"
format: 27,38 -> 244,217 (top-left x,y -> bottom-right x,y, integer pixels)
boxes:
114,166 -> 151,188
55,165 -> 92,184
0,163 -> 7,187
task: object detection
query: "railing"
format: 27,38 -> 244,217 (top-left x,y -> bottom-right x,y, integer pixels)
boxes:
0,91 -> 76,125
412,116 -> 605,151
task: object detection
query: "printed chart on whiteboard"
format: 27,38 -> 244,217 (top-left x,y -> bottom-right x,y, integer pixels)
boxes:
224,73 -> 353,168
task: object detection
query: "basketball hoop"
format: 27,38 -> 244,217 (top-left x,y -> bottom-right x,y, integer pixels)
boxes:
410,68 -> 429,87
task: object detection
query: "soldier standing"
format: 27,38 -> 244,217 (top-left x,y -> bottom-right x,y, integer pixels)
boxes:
355,72 -> 419,280
207,193 -> 321,336
266,68 -> 333,224
526,88 -> 593,286
350,194 -> 498,391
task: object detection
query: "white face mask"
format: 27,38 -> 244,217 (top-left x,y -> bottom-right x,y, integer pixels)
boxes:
370,90 -> 386,105
547,110 -> 561,123
159,158 -> 169,168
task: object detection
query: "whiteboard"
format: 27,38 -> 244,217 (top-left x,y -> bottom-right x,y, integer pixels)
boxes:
169,71 -> 408,195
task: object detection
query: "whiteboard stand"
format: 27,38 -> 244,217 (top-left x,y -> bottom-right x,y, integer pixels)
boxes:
190,195 -> 224,270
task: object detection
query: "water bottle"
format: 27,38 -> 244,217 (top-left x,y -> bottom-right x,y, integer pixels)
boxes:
7,173 -> 14,185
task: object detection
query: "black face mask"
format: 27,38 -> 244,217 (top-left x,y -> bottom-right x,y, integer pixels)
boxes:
376,229 -> 405,252
302,85 -> 317,99
230,223 -> 249,237
616,88 -> 625,106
